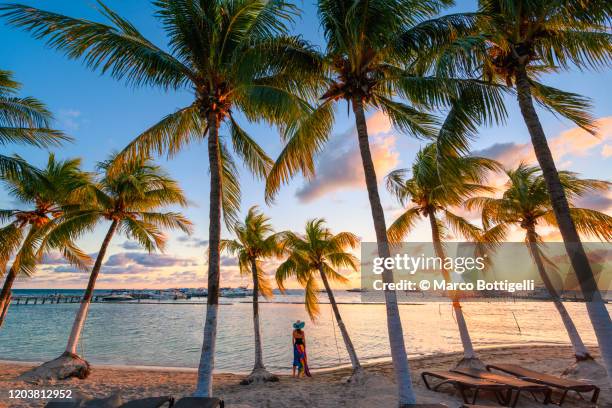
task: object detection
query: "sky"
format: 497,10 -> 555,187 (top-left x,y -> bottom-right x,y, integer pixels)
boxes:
2,0 -> 611,289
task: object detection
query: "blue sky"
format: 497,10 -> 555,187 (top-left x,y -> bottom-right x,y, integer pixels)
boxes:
2,0 -> 611,288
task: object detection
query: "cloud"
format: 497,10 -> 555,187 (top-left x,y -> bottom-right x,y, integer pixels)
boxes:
58,109 -> 84,131
574,192 -> 612,213
602,145 -> 612,158
473,117 -> 612,169
104,252 -> 198,268
177,236 -> 209,247
120,241 -> 142,250
296,111 -> 400,202
220,256 -> 239,267
41,252 -> 69,265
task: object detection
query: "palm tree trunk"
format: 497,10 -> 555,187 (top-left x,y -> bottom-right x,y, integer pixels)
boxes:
525,227 -> 592,361
250,258 -> 264,370
0,226 -> 33,329
319,265 -> 361,372
65,220 -> 118,356
427,211 -> 478,362
195,112 -> 222,397
352,96 -> 416,406
0,265 -> 17,328
515,65 -> 611,378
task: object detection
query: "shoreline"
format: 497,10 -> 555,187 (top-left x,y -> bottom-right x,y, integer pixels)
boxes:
1,344 -> 609,408
0,341 -> 578,374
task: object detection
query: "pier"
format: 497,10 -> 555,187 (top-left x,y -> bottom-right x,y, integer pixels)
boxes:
9,294 -> 105,305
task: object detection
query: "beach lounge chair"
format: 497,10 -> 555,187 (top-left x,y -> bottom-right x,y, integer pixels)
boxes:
45,396 -> 174,408
461,405 -> 499,408
173,397 -> 224,408
44,403 -> 78,408
486,363 -> 600,405
421,371 -> 511,405
120,396 -> 175,407
452,367 -> 551,407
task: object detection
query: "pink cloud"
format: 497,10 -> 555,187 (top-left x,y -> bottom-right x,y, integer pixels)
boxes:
473,116 -> 612,169
296,112 -> 399,202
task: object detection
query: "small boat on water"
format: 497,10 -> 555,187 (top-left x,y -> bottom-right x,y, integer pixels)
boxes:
101,292 -> 134,302
221,286 -> 252,298
347,288 -> 368,293
148,289 -> 188,300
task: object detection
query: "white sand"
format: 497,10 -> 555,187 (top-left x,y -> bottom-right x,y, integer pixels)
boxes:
0,345 -> 609,407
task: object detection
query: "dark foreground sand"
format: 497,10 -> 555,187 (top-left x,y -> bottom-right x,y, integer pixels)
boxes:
0,345 -> 609,407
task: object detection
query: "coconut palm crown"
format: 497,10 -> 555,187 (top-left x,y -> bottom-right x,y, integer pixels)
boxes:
386,143 -> 499,243
276,219 -> 358,320
0,70 -> 68,176
0,154 -> 92,327
467,164 -> 612,244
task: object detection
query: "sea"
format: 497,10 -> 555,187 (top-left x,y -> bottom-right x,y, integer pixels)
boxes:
0,289 -> 608,373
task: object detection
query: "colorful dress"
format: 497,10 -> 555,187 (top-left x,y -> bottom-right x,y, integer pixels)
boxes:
292,336 -> 311,376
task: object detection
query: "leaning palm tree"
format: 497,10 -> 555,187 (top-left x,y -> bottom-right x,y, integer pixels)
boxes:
276,219 -> 362,380
263,2 -> 506,403
19,154 -> 193,382
466,164 -> 611,369
0,154 -> 91,327
434,0 -> 612,377
1,1 -> 326,395
221,206 -> 282,384
0,70 -> 67,176
386,143 -> 499,368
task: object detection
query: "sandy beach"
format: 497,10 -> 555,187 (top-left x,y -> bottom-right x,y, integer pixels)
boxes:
0,345 -> 609,408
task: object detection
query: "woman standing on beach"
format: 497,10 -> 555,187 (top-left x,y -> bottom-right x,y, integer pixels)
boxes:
292,321 -> 311,378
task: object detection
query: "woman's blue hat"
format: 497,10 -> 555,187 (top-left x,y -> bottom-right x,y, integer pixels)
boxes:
293,320 -> 305,329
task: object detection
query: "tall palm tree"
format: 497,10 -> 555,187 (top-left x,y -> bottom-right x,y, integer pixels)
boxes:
0,154 -> 91,327
276,219 -> 362,379
436,0 -> 612,377
1,1 -> 325,395
263,2 -> 506,403
386,143 -> 499,368
220,206 -> 282,384
20,154 -> 193,381
0,70 -> 68,176
466,164 -> 611,365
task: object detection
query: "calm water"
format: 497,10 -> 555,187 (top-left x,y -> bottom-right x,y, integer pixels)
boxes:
0,290 -> 608,373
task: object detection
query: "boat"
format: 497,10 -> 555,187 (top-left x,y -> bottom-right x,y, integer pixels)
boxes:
221,286 -> 252,298
101,293 -> 134,302
347,288 -> 368,293
148,289 -> 188,300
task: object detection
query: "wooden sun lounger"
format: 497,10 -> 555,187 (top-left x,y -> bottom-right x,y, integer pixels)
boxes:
173,397 -> 224,408
461,405 -> 499,408
452,367 -> 552,407
46,396 -> 174,408
421,371 -> 511,405
120,396 -> 175,407
486,363 -> 600,405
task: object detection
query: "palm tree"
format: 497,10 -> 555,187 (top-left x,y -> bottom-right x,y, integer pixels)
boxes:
263,2 -> 506,403
2,1 -> 325,395
447,0 -> 612,377
220,206 -> 282,384
386,143 -> 499,368
0,154 -> 91,327
20,154 -> 193,381
0,70 -> 68,176
276,219 -> 362,379
466,164 -> 611,366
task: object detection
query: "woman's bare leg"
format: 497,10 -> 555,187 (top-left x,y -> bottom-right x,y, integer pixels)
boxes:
292,366 -> 296,377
